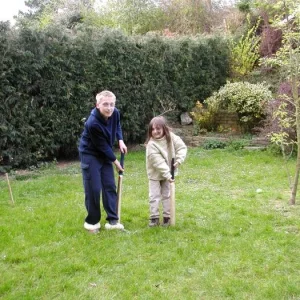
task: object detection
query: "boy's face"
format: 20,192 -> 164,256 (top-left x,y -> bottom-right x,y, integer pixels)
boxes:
96,96 -> 115,119
152,124 -> 164,139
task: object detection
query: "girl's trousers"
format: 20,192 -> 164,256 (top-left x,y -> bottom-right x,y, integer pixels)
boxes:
149,179 -> 170,219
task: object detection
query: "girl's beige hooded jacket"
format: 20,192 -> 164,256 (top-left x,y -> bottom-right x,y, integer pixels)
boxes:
146,132 -> 187,181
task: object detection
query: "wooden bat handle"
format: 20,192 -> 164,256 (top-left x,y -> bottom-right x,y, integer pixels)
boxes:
117,152 -> 125,221
170,157 -> 175,225
170,182 -> 175,226
119,152 -> 125,175
171,158 -> 175,180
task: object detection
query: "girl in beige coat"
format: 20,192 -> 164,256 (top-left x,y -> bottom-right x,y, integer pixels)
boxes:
145,116 -> 187,227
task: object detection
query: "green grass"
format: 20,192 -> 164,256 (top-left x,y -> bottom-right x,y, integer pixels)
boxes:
1,148 -> 300,299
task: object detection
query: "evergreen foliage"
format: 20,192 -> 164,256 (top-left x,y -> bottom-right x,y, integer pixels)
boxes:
0,23 -> 229,171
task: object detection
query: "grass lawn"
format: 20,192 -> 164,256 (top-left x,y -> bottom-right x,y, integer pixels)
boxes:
1,147 -> 300,299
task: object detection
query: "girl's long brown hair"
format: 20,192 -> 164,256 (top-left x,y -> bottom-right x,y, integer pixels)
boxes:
145,116 -> 172,145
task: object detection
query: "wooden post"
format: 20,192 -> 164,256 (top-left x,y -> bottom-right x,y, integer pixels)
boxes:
5,173 -> 15,205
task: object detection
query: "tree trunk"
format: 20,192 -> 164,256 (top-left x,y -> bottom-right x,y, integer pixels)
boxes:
290,152 -> 300,204
289,73 -> 300,205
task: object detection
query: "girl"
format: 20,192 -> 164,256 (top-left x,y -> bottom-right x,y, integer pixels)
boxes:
145,116 -> 187,227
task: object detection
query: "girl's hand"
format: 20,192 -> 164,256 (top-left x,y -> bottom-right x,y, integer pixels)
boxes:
173,161 -> 179,168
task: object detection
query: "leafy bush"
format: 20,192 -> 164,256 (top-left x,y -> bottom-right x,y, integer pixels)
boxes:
226,138 -> 250,150
205,81 -> 273,133
203,139 -> 227,149
266,143 -> 284,156
190,101 -> 217,132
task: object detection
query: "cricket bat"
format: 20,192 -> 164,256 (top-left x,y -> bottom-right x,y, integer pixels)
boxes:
170,158 -> 176,226
117,153 -> 125,222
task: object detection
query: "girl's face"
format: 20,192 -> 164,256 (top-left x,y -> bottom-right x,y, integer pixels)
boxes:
96,96 -> 115,119
152,124 -> 164,139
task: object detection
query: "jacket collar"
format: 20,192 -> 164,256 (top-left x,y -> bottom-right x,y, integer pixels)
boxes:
91,107 -> 110,124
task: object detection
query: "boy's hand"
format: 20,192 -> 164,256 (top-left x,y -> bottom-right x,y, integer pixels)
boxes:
119,140 -> 127,154
168,178 -> 174,183
173,162 -> 179,168
113,159 -> 124,172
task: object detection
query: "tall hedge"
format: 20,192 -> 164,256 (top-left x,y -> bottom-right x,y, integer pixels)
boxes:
0,23 -> 229,171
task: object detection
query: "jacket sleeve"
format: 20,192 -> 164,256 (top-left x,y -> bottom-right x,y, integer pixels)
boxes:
173,135 -> 187,165
115,108 -> 124,141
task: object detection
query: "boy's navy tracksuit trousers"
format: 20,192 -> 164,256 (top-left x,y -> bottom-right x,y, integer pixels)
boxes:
80,153 -> 119,225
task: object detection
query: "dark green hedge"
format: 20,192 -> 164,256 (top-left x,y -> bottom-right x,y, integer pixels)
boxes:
0,23 -> 229,171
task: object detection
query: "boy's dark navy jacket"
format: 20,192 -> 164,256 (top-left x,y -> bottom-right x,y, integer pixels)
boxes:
78,107 -> 123,162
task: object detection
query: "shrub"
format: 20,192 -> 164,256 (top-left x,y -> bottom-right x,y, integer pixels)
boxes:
226,138 -> 250,150
203,139 -> 227,149
258,81 -> 297,156
190,101 -> 217,132
229,16 -> 261,78
259,25 -> 282,57
205,81 -> 273,133
0,24 -> 230,170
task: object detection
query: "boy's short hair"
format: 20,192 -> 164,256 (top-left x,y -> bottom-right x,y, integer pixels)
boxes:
96,90 -> 116,104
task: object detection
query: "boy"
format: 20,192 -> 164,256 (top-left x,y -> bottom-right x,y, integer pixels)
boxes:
78,90 -> 127,233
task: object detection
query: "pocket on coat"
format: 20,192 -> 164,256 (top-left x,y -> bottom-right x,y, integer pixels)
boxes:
80,162 -> 91,180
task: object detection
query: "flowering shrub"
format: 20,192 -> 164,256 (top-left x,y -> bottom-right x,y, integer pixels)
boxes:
230,17 -> 261,78
190,101 -> 217,132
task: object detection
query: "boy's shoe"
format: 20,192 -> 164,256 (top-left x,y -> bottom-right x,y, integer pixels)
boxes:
84,222 -> 100,234
148,218 -> 160,227
162,217 -> 170,227
105,220 -> 124,230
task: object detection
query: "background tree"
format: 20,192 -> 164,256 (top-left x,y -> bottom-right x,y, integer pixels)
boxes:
19,0 -> 94,29
260,0 -> 300,204
18,0 -> 243,35
96,0 -> 165,34
158,0 -> 212,34
236,0 -> 283,57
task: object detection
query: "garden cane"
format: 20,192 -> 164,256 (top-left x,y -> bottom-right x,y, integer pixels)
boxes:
5,173 -> 15,206
170,158 -> 176,226
117,152 -> 125,222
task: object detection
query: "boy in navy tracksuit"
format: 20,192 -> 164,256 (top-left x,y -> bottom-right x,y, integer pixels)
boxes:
78,90 -> 127,233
